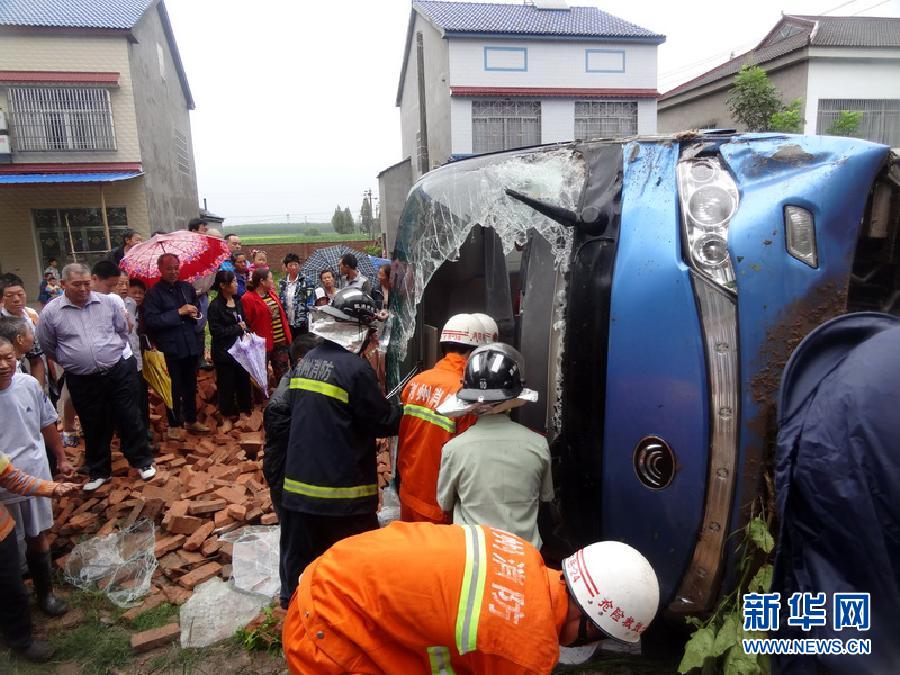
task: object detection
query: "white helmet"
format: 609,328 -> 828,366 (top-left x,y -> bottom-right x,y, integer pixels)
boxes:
440,314 -> 483,347
471,313 -> 499,344
562,541 -> 660,644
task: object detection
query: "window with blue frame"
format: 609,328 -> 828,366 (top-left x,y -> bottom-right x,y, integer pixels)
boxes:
483,46 -> 528,72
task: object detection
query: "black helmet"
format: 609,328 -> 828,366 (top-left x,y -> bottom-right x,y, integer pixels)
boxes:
457,343 -> 526,403
319,288 -> 378,324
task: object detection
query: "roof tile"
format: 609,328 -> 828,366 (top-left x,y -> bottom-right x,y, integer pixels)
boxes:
0,0 -> 153,30
413,0 -> 663,40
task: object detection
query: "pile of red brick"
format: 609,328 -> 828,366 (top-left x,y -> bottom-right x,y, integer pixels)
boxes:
50,369 -> 395,608
50,371 -> 276,605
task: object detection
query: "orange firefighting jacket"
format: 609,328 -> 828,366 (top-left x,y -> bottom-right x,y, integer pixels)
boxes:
283,522 -> 568,675
397,353 -> 475,522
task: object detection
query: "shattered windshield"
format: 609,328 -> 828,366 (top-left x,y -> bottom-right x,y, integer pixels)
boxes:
386,146 -> 586,395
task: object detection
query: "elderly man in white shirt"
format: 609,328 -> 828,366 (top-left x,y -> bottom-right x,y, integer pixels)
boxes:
37,263 -> 156,492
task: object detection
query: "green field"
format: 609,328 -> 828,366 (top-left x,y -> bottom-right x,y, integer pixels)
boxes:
240,232 -> 374,245
223,222 -> 375,246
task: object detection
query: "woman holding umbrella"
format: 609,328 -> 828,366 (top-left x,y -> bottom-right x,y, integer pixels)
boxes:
207,270 -> 251,433
241,268 -> 292,385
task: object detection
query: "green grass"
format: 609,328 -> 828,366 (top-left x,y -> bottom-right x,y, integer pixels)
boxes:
50,620 -> 132,674
241,233 -> 374,245
128,602 -> 179,632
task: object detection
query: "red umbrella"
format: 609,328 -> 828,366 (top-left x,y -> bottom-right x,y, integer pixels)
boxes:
119,231 -> 231,288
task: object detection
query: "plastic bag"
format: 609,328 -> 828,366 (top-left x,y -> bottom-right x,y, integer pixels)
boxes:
63,520 -> 157,607
180,577 -> 270,648
227,526 -> 280,597
378,485 -> 401,528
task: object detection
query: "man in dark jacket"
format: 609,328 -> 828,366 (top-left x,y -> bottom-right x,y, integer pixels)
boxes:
774,313 -> 900,674
263,333 -> 320,609
142,253 -> 207,440
279,288 -> 401,602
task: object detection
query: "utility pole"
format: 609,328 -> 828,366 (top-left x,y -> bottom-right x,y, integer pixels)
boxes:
416,32 -> 430,175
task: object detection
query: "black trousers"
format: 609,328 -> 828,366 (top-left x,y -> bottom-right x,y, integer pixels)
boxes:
214,357 -> 251,418
164,355 -> 198,427
67,357 -> 154,479
279,510 -> 378,607
0,531 -> 30,648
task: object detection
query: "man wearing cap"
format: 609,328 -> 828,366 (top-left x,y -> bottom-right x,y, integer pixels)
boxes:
436,342 -> 553,548
282,521 -> 660,674
396,313 -> 493,523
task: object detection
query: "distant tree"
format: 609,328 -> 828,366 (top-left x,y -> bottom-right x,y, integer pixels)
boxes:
828,110 -> 863,137
307,227 -> 321,237
342,207 -> 354,233
770,98 -> 804,133
331,205 -> 347,234
359,197 -> 374,237
727,65 -> 783,132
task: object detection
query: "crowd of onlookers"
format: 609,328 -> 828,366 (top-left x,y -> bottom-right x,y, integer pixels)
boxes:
0,218 -> 394,662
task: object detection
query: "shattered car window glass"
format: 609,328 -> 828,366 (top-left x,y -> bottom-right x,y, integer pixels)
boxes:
386,147 -> 586,392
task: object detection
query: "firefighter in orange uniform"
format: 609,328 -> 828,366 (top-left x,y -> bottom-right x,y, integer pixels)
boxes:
283,521 -> 659,674
397,314 -> 495,523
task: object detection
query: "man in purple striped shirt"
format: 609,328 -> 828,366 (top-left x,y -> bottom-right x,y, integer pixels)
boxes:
36,263 -> 156,491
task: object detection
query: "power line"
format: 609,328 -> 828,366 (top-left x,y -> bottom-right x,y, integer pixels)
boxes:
820,0 -> 863,14
851,0 -> 890,14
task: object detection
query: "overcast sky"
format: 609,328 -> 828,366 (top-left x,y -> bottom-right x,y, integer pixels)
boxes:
164,0 -> 900,225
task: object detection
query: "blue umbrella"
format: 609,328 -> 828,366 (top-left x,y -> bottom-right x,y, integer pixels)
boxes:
302,245 -> 377,282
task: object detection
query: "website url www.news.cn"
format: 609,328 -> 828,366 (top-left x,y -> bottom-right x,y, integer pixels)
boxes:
743,639 -> 872,656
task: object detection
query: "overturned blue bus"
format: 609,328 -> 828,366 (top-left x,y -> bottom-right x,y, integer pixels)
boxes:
385,132 -> 899,616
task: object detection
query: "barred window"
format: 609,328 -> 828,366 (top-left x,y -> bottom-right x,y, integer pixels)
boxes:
8,87 -> 116,152
574,100 -> 638,140
472,100 -> 541,154
174,129 -> 191,175
816,99 -> 900,147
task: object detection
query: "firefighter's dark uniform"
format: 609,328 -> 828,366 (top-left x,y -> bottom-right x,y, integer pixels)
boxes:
280,339 -> 402,601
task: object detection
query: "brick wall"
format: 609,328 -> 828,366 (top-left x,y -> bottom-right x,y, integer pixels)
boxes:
246,240 -> 381,273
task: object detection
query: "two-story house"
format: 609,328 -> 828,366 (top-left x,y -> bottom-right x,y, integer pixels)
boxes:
378,0 -> 664,251
658,15 -> 900,144
0,0 -> 199,297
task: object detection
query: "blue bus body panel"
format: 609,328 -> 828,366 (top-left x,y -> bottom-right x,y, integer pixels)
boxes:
721,135 -> 889,565
601,141 -> 709,604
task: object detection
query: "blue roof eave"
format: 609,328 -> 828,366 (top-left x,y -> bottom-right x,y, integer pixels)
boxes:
442,30 -> 665,44
0,171 -> 143,185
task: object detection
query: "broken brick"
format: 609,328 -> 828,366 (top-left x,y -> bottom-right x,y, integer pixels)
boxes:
182,521 -> 216,552
131,623 -> 180,653
167,515 -> 204,535
178,562 -> 221,589
187,499 -> 227,515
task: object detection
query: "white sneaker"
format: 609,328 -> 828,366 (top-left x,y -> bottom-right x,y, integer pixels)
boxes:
83,477 -> 109,492
138,465 -> 157,481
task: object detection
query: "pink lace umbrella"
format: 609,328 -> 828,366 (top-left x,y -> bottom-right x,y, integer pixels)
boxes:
119,231 -> 231,289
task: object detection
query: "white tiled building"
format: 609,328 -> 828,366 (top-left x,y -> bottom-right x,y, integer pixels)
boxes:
379,0 -> 664,249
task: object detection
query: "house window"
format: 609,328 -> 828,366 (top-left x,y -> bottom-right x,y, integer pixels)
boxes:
32,207 -> 128,270
174,129 -> 191,175
8,87 -> 116,152
574,100 -> 638,139
472,100 -> 541,153
816,99 -> 900,147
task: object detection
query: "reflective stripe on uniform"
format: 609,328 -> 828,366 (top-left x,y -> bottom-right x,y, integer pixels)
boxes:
403,404 -> 456,433
426,646 -> 455,674
282,478 -> 377,499
289,377 -> 349,404
455,525 -> 487,655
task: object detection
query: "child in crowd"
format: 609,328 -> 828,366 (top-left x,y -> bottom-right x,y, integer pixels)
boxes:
37,272 -> 63,307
